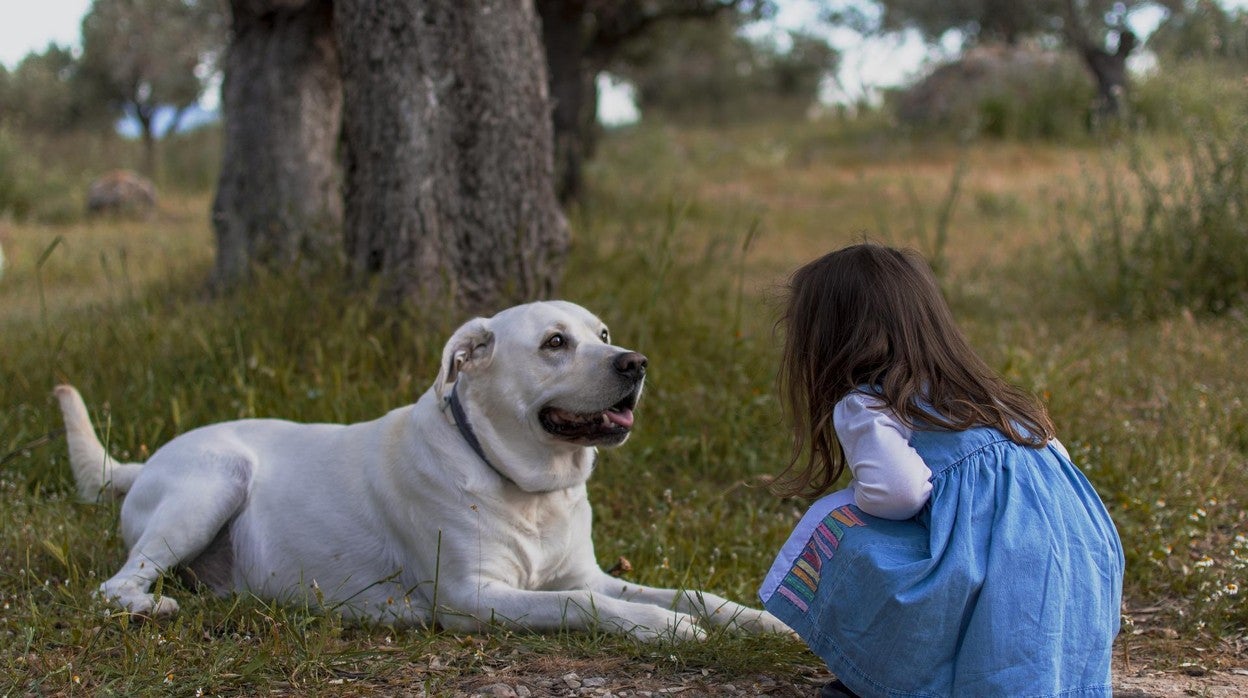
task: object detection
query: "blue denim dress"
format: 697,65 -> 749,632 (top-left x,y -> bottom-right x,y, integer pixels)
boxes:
760,426 -> 1125,697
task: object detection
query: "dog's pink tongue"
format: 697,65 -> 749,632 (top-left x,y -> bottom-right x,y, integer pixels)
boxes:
605,408 -> 634,429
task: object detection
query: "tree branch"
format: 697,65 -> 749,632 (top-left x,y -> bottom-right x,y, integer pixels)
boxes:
1059,0 -> 1096,52
585,0 -> 755,63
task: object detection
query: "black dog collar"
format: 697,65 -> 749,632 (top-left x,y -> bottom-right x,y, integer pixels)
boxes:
446,382 -> 516,487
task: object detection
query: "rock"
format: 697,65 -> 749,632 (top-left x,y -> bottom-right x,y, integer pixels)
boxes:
893,44 -> 1087,132
86,170 -> 157,217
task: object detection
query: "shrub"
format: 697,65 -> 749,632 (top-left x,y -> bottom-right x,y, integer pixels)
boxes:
1059,125 -> 1248,319
160,124 -> 222,192
0,128 -> 38,219
0,128 -> 97,223
892,44 -> 1096,142
1131,59 -> 1248,133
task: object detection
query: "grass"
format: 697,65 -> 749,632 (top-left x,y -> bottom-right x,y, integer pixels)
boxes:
1058,125 -> 1248,319
3,119 -> 1247,694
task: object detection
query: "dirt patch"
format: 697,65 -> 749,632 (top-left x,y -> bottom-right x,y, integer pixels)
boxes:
374,656 -> 1248,697
1113,667 -> 1248,697
436,656 -> 823,697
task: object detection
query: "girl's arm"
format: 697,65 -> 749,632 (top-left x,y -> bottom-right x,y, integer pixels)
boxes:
833,393 -> 932,520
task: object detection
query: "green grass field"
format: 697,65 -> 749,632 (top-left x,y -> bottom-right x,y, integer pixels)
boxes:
2,121 -> 1246,695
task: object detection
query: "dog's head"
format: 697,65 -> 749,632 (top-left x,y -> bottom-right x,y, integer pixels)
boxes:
433,301 -> 646,491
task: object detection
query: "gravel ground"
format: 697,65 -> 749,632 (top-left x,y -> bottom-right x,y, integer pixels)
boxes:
443,664 -> 1248,697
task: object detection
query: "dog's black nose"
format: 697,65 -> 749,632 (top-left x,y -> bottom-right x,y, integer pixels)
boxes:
613,352 -> 648,380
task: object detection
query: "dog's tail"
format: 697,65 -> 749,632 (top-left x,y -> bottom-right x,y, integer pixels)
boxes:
53,385 -> 144,502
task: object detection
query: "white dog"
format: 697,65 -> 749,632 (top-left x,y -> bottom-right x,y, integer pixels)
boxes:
56,301 -> 788,641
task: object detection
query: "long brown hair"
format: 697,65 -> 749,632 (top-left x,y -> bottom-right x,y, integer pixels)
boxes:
774,243 -> 1055,499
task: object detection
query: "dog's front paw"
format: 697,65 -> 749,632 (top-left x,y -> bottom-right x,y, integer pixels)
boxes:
616,611 -> 706,642
732,609 -> 795,636
695,599 -> 794,636
97,585 -> 180,619
665,612 -> 707,642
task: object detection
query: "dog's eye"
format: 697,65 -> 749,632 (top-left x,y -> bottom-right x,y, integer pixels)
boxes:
543,333 -> 566,349
600,329 -> 610,343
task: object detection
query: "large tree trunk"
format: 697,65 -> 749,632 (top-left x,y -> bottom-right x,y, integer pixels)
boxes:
536,0 -> 597,204
211,0 -> 343,291
335,0 -> 569,312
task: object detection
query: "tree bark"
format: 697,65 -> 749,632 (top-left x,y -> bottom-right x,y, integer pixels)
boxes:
537,0 -> 591,204
1079,30 -> 1136,121
534,1 -> 745,203
211,0 -> 343,291
1059,0 -> 1137,123
134,104 -> 157,178
335,0 -> 569,312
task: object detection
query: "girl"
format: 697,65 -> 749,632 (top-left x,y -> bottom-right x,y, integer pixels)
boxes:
759,244 -> 1124,698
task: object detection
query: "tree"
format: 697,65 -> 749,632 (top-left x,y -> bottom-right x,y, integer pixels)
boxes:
0,44 -> 112,133
335,0 -> 569,311
535,0 -> 771,203
1149,0 -> 1248,62
210,0 -> 342,290
79,0 -> 226,176
844,0 -> 1185,119
613,14 -> 837,123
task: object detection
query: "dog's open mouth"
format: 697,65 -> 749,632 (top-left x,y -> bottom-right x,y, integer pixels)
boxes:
539,391 -> 638,445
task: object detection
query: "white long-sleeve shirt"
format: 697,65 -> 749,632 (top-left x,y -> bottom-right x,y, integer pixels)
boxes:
833,392 -> 933,520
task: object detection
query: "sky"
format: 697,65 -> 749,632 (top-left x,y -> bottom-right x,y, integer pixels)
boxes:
0,0 -> 91,68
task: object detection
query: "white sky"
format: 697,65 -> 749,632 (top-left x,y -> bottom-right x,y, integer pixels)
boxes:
0,0 -> 91,67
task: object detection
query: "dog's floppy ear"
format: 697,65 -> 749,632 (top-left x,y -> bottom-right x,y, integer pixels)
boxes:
434,317 -> 495,402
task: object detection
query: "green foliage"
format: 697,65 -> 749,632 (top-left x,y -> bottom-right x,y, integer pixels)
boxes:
0,129 -> 38,219
611,14 -> 837,124
0,124 -> 222,223
893,46 -> 1097,141
1130,59 -> 1248,133
1148,0 -> 1248,62
77,0 -> 225,175
78,0 -> 225,120
159,124 -> 222,192
1059,126 -> 1248,319
893,48 -> 1245,143
0,44 -> 114,134
974,60 -> 1096,140
0,129 -> 85,223
854,0 -> 1178,47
